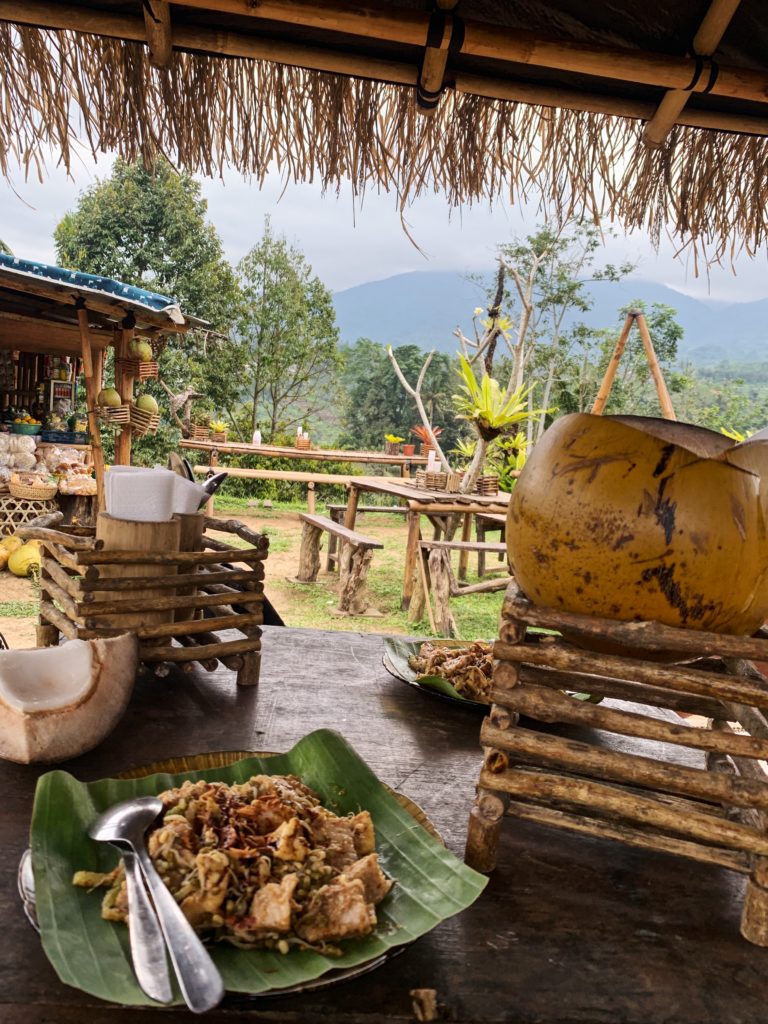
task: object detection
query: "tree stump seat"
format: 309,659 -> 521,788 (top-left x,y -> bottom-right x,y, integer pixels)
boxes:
295,513 -> 383,615
325,503 -> 407,571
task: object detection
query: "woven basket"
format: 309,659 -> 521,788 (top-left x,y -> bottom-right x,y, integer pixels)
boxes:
211,431 -> 228,444
97,404 -> 131,427
10,477 -> 58,501
425,471 -> 448,490
419,442 -> 434,457
414,470 -> 427,488
190,425 -> 210,440
115,358 -> 159,381
475,474 -> 499,496
129,405 -> 161,437
445,471 -> 462,492
295,437 -> 312,450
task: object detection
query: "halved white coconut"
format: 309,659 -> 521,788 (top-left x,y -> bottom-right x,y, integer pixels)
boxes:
0,634 -> 139,764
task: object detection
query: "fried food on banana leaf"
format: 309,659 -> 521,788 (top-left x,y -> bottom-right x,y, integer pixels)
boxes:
408,641 -> 493,702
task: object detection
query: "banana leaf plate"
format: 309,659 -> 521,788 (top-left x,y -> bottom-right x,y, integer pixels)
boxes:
29,729 -> 487,1007
383,637 -> 490,710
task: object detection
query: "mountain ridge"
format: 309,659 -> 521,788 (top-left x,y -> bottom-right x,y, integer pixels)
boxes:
332,271 -> 768,365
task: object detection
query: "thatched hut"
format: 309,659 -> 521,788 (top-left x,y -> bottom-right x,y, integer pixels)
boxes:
1,0 -> 767,265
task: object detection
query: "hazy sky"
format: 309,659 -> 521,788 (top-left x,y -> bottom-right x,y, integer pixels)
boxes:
2,152 -> 768,302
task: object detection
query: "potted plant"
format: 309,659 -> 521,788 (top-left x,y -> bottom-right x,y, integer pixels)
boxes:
411,424 -> 442,457
384,433 -> 404,455
402,441 -> 415,457
210,419 -> 228,443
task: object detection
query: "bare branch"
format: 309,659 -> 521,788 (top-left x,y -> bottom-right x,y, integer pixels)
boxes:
387,346 -> 452,472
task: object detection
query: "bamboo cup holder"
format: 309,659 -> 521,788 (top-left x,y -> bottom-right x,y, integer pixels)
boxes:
17,514 -> 268,687
466,580 -> 768,946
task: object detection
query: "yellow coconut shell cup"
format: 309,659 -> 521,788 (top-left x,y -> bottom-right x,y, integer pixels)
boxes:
507,413 -> 768,639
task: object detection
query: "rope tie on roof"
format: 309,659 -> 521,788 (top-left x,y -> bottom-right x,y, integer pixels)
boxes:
681,54 -> 720,94
417,5 -> 464,113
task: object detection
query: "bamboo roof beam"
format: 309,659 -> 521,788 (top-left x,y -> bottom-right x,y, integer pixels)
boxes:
4,1 -> 768,139
416,0 -> 459,115
172,0 -> 768,106
643,0 -> 743,148
143,0 -> 172,68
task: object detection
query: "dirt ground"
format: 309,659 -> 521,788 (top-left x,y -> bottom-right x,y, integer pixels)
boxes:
0,503 -> 505,648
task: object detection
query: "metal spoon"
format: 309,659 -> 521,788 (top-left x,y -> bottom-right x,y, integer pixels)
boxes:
88,796 -> 224,1014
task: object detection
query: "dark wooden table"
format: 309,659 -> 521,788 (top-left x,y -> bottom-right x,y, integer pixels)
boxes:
3,626 -> 768,1023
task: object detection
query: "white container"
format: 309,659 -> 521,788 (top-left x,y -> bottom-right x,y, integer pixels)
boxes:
106,467 -> 176,522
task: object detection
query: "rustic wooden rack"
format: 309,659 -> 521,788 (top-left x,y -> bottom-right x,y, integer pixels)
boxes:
466,581 -> 768,946
18,514 -> 267,686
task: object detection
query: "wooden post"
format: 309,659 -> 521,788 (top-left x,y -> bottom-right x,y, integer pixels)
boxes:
401,508 -> 421,610
115,315 -> 136,466
428,548 -> 457,637
458,512 -> 472,581
343,483 -> 359,530
296,521 -> 322,582
635,313 -> 677,420
337,543 -> 375,614
591,312 -> 634,415
75,302 -> 106,511
307,480 -> 316,514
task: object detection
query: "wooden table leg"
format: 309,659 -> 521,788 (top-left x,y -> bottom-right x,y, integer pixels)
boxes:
402,507 -> 421,610
343,485 -> 359,531
307,481 -> 316,514
458,512 -> 472,582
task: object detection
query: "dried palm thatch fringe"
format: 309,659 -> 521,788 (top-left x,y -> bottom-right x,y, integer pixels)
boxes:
2,24 -> 768,263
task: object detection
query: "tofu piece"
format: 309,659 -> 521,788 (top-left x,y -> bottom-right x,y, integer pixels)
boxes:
180,850 -> 230,928
341,853 -> 393,904
296,877 -> 377,943
248,873 -> 298,934
267,817 -> 309,862
350,811 -> 375,856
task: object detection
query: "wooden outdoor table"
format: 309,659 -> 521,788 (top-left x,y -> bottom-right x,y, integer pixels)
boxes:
180,440 -> 428,477
342,477 -> 511,607
2,625 -> 768,1023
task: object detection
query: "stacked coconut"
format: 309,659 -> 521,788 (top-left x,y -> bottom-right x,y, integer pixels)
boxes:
507,414 -> 768,637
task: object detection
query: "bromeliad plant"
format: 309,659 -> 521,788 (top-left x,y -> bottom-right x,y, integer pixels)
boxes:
453,356 -> 536,442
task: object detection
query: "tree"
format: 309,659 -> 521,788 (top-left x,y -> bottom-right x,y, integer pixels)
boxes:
53,158 -> 242,456
235,219 -> 341,440
0,240 -> 11,254
54,158 -> 238,330
340,340 -> 456,450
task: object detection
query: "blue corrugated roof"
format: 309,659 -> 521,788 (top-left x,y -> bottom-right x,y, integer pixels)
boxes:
0,252 -> 200,327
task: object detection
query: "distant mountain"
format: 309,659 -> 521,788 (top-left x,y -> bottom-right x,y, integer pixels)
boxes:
333,271 -> 768,366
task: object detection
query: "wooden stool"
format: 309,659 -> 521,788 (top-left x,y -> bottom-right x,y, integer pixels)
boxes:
466,581 -> 768,946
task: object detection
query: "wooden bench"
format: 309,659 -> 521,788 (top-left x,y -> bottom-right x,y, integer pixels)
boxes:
325,503 -> 407,571
411,538 -> 513,637
294,513 -> 383,615
193,465 -> 358,512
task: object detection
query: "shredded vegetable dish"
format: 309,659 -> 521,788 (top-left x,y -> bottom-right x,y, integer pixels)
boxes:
73,774 -> 393,953
408,641 -> 494,702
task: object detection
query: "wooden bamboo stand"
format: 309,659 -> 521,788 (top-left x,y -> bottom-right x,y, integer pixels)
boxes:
18,514 -> 267,686
466,581 -> 768,946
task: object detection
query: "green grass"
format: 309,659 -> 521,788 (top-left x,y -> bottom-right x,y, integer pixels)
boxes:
0,601 -> 38,618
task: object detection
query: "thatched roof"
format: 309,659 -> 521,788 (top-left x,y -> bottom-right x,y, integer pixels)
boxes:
2,1 -> 768,261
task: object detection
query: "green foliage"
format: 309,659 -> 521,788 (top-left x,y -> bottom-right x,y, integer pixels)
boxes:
453,356 -> 538,441
235,217 -> 341,440
53,158 -> 242,460
0,239 -> 11,255
54,158 -> 238,329
340,340 -> 457,450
